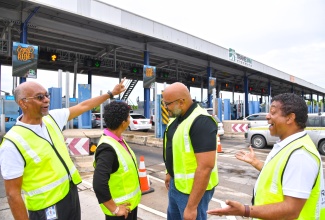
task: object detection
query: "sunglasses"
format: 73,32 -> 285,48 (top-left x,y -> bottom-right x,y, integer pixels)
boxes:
22,94 -> 50,101
163,98 -> 182,107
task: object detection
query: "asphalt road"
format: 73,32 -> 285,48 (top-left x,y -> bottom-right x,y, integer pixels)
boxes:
1,136 -> 325,220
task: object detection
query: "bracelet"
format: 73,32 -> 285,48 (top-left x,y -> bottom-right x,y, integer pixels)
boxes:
107,90 -> 113,99
244,204 -> 250,217
112,206 -> 119,215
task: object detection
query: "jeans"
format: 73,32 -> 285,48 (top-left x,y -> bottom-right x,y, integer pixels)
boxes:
167,177 -> 215,220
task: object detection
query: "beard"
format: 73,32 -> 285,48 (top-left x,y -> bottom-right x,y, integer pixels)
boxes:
169,108 -> 182,118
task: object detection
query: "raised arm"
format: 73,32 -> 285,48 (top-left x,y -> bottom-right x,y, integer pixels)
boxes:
68,78 -> 126,121
235,146 -> 264,171
5,177 -> 29,220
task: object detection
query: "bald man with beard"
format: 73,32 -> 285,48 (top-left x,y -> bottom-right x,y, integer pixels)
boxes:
162,82 -> 219,220
0,80 -> 125,220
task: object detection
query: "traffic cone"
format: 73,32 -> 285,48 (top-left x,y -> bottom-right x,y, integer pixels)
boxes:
138,156 -> 154,195
217,134 -> 224,153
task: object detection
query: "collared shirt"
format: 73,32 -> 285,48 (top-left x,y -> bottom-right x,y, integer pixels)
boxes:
103,128 -> 129,154
254,130 -> 319,199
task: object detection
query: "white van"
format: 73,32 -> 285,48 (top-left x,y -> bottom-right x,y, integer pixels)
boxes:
243,113 -> 268,128
245,113 -> 325,155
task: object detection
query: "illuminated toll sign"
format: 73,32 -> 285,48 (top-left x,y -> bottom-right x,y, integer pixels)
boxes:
143,65 -> 156,88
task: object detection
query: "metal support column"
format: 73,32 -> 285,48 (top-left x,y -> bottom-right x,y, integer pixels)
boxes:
207,66 -> 212,108
88,70 -> 92,96
19,6 -> 40,85
244,74 -> 249,117
144,51 -> 150,119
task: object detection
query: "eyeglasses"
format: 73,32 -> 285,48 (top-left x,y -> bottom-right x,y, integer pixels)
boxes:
163,98 -> 182,107
22,94 -> 50,102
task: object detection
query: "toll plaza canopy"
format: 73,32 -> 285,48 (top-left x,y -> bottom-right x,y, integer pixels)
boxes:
0,0 -> 325,101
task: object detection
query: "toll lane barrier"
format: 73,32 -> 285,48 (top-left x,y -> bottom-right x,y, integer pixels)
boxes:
65,137 -> 90,156
231,123 -> 248,132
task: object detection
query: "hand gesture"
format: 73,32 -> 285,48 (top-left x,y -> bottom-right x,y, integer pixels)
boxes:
207,200 -> 245,216
235,146 -> 255,164
112,77 -> 126,96
115,202 -> 131,219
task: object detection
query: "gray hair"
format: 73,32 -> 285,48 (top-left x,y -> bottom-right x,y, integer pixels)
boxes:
14,86 -> 24,103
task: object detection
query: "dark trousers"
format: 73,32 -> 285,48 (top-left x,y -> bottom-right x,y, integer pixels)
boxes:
105,207 -> 138,220
28,183 -> 81,220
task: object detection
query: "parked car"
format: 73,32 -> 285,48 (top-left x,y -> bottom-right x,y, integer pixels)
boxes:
70,116 -> 98,129
92,113 -> 106,128
129,113 -> 152,132
205,108 -> 224,136
243,113 -> 268,127
245,113 -> 325,155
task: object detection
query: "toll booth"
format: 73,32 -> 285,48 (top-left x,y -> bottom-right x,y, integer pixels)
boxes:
62,97 -> 79,128
0,95 -> 19,132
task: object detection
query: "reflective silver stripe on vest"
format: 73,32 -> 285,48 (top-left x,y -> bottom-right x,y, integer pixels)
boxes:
114,147 -> 128,172
270,143 -> 307,194
113,186 -> 140,203
23,166 -> 77,196
43,116 -> 64,142
183,122 -> 191,152
174,173 -> 195,179
174,165 -> 217,180
7,130 -> 41,163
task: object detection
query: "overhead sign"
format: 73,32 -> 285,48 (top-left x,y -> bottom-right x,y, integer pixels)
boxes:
229,48 -> 252,68
208,77 -> 216,94
143,65 -> 156,88
12,42 -> 38,78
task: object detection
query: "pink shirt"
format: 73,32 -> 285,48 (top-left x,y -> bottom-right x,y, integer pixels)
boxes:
103,129 -> 130,154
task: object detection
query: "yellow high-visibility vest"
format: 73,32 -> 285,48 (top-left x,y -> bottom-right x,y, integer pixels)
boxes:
94,135 -> 141,215
164,106 -> 219,194
254,134 -> 325,220
1,115 -> 82,211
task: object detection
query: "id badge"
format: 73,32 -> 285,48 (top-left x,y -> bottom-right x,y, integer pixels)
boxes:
45,205 -> 58,220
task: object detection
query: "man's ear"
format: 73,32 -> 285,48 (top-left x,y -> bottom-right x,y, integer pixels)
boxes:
287,113 -> 296,124
18,100 -> 27,110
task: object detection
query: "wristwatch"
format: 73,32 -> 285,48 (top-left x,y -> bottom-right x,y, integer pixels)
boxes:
107,90 -> 113,99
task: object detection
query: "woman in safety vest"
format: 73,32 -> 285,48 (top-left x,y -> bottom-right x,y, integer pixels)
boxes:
93,101 -> 141,220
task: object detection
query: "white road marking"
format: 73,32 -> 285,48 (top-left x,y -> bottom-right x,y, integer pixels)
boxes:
138,204 -> 167,218
83,176 -> 238,219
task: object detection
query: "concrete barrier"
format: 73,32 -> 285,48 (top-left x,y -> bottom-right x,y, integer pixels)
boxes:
221,120 -> 248,140
124,134 -> 147,145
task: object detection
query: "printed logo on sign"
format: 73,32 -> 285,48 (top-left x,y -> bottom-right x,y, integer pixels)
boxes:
229,48 -> 252,67
17,45 -> 35,61
229,48 -> 236,61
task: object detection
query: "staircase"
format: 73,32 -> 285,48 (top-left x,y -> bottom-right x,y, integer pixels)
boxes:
121,79 -> 138,101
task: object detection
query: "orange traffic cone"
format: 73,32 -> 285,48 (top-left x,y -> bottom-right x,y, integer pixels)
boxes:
138,156 -> 154,195
217,134 -> 224,153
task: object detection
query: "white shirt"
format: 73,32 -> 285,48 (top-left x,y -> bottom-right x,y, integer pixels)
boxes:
0,108 -> 69,180
254,131 -> 320,199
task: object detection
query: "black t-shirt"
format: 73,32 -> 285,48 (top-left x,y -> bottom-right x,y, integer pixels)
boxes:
164,103 -> 218,177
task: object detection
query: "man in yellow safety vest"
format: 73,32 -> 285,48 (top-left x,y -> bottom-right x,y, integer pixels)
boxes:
207,93 -> 325,219
0,79 -> 125,220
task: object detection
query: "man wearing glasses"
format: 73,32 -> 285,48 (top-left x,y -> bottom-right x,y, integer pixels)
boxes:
163,82 -> 219,220
0,80 -> 125,220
